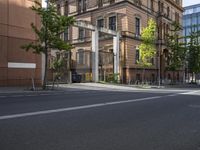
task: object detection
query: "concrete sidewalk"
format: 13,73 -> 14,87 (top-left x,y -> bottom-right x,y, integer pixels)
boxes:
0,87 -> 30,94
0,87 -> 61,94
60,83 -> 196,93
1,83 -> 199,94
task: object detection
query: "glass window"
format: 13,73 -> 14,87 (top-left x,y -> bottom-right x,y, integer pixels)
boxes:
77,0 -> 82,13
77,0 -> 86,13
77,49 -> 84,64
97,19 -> 104,28
57,4 -> 61,15
135,48 -> 140,64
186,27 -> 191,36
185,17 -> 191,26
193,7 -> 200,13
183,19 -> 186,27
83,0 -> 87,12
184,9 -> 193,15
183,28 -> 185,36
198,15 -> 200,24
64,28 -> 69,42
110,0 -> 115,4
150,0 -> 154,11
78,28 -> 85,40
135,17 -> 140,36
98,0 -> 103,7
97,19 -> 104,37
167,7 -> 170,17
64,1 -> 68,16
109,16 -> 116,31
192,16 -> 197,25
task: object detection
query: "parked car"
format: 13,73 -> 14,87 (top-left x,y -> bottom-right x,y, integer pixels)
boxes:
72,73 -> 82,83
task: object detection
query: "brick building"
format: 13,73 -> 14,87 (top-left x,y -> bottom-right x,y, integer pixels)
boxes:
0,0 -> 42,86
56,0 -> 184,84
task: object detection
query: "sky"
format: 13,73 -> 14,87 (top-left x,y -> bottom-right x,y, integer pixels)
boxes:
42,0 -> 199,8
183,0 -> 199,7
42,0 -> 46,8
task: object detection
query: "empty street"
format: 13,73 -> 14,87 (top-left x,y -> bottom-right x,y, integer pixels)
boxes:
0,86 -> 200,150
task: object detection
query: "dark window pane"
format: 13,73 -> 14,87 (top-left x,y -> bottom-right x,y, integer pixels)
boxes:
109,16 -> 116,31
135,18 -> 140,36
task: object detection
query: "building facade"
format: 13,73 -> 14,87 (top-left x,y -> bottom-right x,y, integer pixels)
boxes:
56,0 -> 183,84
0,0 -> 42,86
183,4 -> 200,43
183,4 -> 200,82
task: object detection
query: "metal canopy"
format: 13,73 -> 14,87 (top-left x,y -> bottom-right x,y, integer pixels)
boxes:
74,20 -> 118,36
73,20 -> 120,82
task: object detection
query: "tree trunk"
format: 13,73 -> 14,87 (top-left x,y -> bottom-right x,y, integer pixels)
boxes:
195,73 -> 197,83
52,74 -> 55,90
142,68 -> 145,85
172,71 -> 175,84
191,73 -> 194,83
42,51 -> 48,90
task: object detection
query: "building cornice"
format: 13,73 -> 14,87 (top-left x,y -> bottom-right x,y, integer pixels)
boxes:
165,0 -> 184,12
70,1 -> 156,18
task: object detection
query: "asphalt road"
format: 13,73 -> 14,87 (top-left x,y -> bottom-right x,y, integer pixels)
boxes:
0,87 -> 200,150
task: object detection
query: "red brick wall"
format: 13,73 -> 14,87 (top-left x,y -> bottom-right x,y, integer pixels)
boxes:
0,0 -> 42,87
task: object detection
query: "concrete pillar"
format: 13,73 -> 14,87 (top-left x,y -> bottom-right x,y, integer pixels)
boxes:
92,29 -> 99,82
113,32 -> 120,75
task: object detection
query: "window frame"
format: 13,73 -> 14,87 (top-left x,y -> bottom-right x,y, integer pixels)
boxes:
77,49 -> 85,65
135,17 -> 141,37
108,15 -> 117,31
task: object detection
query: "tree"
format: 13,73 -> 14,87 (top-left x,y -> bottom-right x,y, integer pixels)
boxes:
138,18 -> 157,83
187,30 -> 200,83
50,52 -> 65,89
21,1 -> 75,89
166,21 -> 186,83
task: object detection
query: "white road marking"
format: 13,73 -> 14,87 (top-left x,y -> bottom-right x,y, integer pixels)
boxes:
0,90 -> 198,120
0,96 -> 164,120
180,90 -> 200,95
167,94 -> 179,97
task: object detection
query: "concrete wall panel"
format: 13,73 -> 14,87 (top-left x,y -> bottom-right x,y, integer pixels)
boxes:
0,36 -> 8,67
7,38 -> 37,63
0,0 -> 8,24
8,0 -> 36,29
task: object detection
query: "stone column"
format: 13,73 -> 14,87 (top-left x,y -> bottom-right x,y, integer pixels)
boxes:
113,32 -> 120,75
92,29 -> 99,82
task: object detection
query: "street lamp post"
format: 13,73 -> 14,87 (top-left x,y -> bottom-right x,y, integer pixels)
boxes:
158,39 -> 161,87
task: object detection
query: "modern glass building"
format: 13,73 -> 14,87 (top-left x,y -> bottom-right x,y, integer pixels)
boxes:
183,4 -> 200,83
183,4 -> 200,42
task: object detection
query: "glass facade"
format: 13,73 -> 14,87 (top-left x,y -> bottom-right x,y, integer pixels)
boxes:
183,4 -> 200,43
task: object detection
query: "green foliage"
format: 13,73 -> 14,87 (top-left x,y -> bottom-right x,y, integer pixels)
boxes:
51,56 -> 64,72
106,73 -> 120,83
21,1 -> 75,53
50,54 -> 65,81
21,1 -> 75,89
166,21 -> 186,71
138,18 -> 156,67
187,30 -> 200,74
